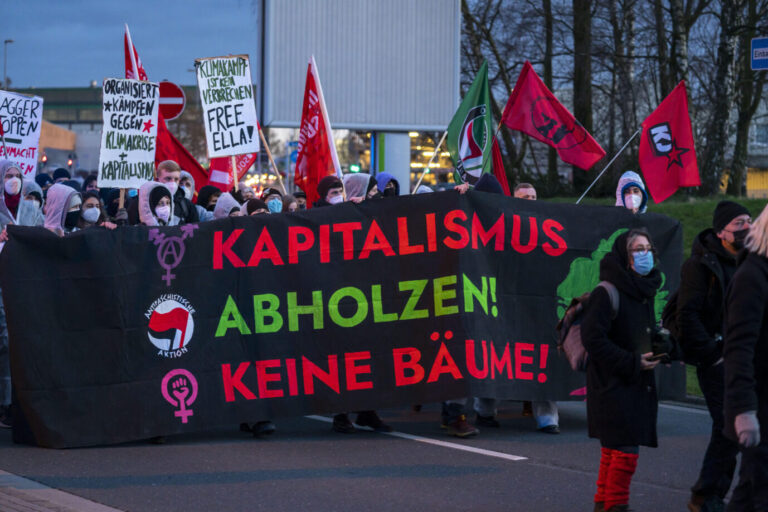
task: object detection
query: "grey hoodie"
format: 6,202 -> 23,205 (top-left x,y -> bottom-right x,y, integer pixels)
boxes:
615,170 -> 648,213
213,192 -> 241,219
342,173 -> 372,199
0,160 -> 42,229
44,183 -> 81,234
138,181 -> 178,227
18,180 -> 44,227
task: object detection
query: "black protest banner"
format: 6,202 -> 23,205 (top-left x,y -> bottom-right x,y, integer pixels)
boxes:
0,90 -> 44,178
195,55 -> 260,158
97,78 -> 159,188
0,192 -> 682,448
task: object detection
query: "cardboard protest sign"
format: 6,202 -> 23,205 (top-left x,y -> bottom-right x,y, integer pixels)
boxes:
97,78 -> 159,188
195,55 -> 260,158
1,193 -> 684,448
0,90 -> 44,178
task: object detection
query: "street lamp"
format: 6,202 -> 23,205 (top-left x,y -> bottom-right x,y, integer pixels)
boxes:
3,39 -> 14,89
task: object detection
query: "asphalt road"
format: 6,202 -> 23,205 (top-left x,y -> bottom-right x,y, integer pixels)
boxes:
0,400 -> 714,512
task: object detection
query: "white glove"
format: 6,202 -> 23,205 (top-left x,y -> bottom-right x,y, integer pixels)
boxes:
735,411 -> 761,448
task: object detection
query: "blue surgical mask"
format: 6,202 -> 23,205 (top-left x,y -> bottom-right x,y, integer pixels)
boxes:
127,189 -> 138,198
267,198 -> 283,213
632,251 -> 654,276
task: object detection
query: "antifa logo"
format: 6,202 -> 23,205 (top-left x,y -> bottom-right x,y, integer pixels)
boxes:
456,104 -> 488,184
530,97 -> 588,149
145,295 -> 196,357
648,122 -> 689,171
149,224 -> 198,286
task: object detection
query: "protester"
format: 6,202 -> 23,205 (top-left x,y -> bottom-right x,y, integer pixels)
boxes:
52,168 -> 71,184
241,198 -> 269,216
43,183 -> 82,235
514,182 -> 537,200
213,192 -> 243,219
128,161 -> 198,225
77,190 -> 116,230
21,180 -> 44,226
376,172 -> 400,197
238,182 -> 255,201
722,202 -> 768,510
294,189 -> 307,209
678,200 -> 751,512
282,195 -> 299,213
262,187 -> 283,213
62,179 -> 82,192
83,175 -> 99,194
137,182 -> 176,227
342,173 -> 376,202
197,185 -> 221,212
34,173 -> 53,196
581,229 -> 662,512
615,171 -> 648,214
179,171 -> 196,202
313,176 -> 344,207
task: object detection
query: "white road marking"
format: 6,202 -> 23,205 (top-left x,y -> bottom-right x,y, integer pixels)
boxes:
659,403 -> 709,415
305,415 -> 527,462
0,470 -> 124,511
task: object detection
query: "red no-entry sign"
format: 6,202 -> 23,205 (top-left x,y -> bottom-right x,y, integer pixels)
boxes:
159,81 -> 186,120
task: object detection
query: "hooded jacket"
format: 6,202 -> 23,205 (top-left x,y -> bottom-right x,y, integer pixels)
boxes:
213,192 -> 241,219
44,183 -> 81,234
581,231 -> 662,447
127,180 -> 199,225
138,182 -> 178,227
615,170 -> 648,213
376,173 -> 400,196
342,173 -> 372,199
18,180 -> 44,227
677,228 -> 736,366
0,161 -> 42,229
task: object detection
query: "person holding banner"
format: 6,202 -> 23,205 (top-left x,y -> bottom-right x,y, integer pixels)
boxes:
43,183 -> 82,236
581,229 -> 663,512
313,176 -> 345,208
78,191 -> 115,230
342,173 -> 378,203
241,198 -> 269,216
262,188 -> 284,213
137,182 -> 176,227
723,202 -> 768,510
127,161 -> 198,226
294,190 -> 308,210
376,173 -> 400,198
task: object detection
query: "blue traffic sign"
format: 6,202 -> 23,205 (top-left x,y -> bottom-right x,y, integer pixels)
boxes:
752,37 -> 768,70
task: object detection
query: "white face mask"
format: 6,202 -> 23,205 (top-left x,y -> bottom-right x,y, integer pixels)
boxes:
328,195 -> 344,205
626,193 -> 642,210
164,182 -> 179,197
183,186 -> 194,201
4,177 -> 21,196
81,207 -> 100,224
24,199 -> 40,210
155,205 -> 171,223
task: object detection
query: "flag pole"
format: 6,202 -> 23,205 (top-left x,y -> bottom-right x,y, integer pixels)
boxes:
122,23 -> 140,211
412,131 -> 447,193
576,128 -> 640,204
231,155 -> 238,192
258,127 -> 287,195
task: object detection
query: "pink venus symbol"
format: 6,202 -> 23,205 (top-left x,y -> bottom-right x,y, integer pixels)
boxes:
161,369 -> 198,424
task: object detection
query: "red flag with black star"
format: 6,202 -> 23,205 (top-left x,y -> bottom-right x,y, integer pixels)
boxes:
638,81 -> 700,203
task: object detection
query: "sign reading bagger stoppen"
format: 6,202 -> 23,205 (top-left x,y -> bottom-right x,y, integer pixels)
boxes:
97,78 -> 159,189
195,54 -> 260,158
0,89 -> 44,178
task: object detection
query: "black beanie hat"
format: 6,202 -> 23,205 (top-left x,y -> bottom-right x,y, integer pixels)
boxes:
149,185 -> 172,212
35,173 -> 53,188
317,175 -> 343,200
294,189 -> 307,199
474,173 -> 503,195
713,200 -> 750,232
246,198 -> 268,215
53,168 -> 71,181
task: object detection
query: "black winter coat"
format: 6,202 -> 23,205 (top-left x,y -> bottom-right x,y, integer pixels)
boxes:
581,233 -> 661,448
723,252 -> 768,442
677,229 -> 736,366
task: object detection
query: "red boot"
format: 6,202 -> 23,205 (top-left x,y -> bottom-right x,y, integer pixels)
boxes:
604,450 -> 638,511
594,447 -> 613,510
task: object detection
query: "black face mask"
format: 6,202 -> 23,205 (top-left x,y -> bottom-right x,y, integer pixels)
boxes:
207,204 -> 217,212
383,188 -> 397,197
65,210 -> 80,230
368,192 -> 383,200
298,203 -> 306,210
732,228 -> 749,249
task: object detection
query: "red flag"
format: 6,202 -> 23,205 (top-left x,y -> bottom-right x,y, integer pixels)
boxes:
501,61 -> 605,170
295,56 -> 341,208
207,153 -> 258,192
638,81 -> 700,203
124,25 -> 209,191
491,139 -> 511,196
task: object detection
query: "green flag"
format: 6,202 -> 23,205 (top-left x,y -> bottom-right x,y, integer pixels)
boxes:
447,61 -> 494,185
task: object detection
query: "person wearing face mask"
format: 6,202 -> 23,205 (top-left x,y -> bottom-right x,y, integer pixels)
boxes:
241,198 -> 269,216
238,182 -> 255,201
282,195 -> 299,213
722,203 -> 768,510
77,191 -> 116,230
262,187 -> 284,213
213,192 -> 243,219
138,182 -> 177,227
313,176 -> 345,208
294,189 -> 308,210
615,171 -> 648,214
43,183 -> 82,235
581,229 -> 662,512
196,185 -> 222,213
342,173 -> 373,203
127,161 -> 198,225
677,200 -> 751,512
179,171 -> 196,202
376,172 -> 400,198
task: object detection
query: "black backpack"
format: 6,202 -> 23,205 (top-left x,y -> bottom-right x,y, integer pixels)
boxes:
556,281 -> 619,372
